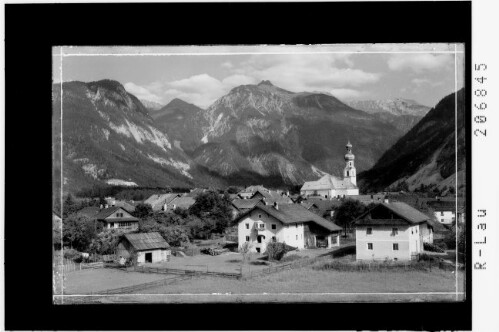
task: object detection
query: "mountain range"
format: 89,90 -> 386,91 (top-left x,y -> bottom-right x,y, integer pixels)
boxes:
53,78 -> 456,195
346,98 -> 430,133
358,89 -> 465,194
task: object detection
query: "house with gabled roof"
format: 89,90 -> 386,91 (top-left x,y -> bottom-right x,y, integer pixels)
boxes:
144,193 -> 181,211
238,185 -> 268,199
116,232 -> 170,264
354,201 -> 434,261
236,202 -> 342,253
250,189 -> 293,205
168,196 -> 196,210
94,206 -> 139,231
425,197 -> 464,225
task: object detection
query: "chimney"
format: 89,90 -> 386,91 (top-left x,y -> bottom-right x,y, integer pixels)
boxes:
273,202 -> 279,210
383,198 -> 389,204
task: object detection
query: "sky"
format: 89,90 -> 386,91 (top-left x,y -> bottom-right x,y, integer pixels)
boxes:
53,44 -> 465,108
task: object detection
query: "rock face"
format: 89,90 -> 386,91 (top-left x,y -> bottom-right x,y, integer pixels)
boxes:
52,80 -> 221,196
358,89 -> 465,193
346,98 -> 430,133
151,98 -> 207,153
189,81 -> 404,187
53,78 -> 447,196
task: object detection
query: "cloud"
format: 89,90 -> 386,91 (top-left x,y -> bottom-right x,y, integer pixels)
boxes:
234,54 -> 381,93
329,88 -> 368,101
124,82 -> 162,103
388,54 -> 453,72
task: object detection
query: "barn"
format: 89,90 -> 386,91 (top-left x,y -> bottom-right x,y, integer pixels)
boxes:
116,232 -> 171,264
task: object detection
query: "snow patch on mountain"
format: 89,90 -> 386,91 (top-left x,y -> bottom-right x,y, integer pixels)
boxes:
147,154 -> 193,179
105,179 -> 138,187
102,128 -> 110,140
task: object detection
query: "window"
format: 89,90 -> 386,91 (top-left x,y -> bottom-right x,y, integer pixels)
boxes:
296,224 -> 298,228
245,223 -> 249,229
393,243 -> 399,251
271,224 -> 276,230
258,214 -> 261,219
366,227 -> 372,235
296,235 -> 298,240
367,243 -> 373,250
272,236 -> 276,242
441,219 -> 444,223
391,228 -> 398,236
440,211 -> 444,216
256,248 -> 260,253
246,236 -> 249,241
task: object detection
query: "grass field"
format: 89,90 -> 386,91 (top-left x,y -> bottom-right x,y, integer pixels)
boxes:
61,268 -> 171,294
59,262 -> 465,303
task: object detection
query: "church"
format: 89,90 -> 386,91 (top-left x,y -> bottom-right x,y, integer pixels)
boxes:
300,142 -> 360,199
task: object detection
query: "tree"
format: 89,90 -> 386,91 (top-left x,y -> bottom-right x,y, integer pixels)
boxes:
265,242 -> 287,261
189,190 -> 233,234
63,214 -> 96,251
89,229 -> 126,255
334,199 -> 368,236
132,203 -> 153,219
139,219 -> 190,247
239,241 -> 253,263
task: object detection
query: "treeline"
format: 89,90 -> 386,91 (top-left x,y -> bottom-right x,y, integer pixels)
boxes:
73,184 -> 192,201
57,190 -> 235,256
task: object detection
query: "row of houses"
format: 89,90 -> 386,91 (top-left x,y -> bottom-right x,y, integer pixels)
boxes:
233,198 -> 441,261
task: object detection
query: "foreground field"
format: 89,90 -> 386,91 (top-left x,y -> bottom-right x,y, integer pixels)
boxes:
59,264 -> 465,303
61,268 -> 169,294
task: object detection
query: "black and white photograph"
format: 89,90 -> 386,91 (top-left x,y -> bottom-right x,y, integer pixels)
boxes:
52,44 -> 466,304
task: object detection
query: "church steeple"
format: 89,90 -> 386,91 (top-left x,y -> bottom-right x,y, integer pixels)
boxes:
343,141 -> 356,186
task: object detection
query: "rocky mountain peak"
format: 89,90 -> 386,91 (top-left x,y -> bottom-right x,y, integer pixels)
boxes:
257,80 -> 274,86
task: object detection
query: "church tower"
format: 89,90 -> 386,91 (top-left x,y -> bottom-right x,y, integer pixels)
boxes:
343,141 -> 357,186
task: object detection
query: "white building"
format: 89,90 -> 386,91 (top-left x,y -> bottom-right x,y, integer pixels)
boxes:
301,142 -> 359,198
354,202 -> 434,261
236,202 -> 342,253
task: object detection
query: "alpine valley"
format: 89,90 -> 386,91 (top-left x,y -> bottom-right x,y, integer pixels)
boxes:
53,79 -> 455,196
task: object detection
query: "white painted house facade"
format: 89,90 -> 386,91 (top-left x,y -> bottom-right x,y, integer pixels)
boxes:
237,203 -> 342,253
354,202 -> 434,261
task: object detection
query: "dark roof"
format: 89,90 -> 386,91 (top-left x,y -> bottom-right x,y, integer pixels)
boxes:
77,206 -> 101,218
171,196 -> 196,209
253,190 -> 293,204
93,206 -> 139,222
355,219 -> 410,226
237,203 -> 342,232
231,198 -> 262,210
103,217 -> 139,223
382,202 -> 431,223
354,202 -> 430,226
426,199 -> 463,211
123,232 -> 170,251
349,194 -> 386,205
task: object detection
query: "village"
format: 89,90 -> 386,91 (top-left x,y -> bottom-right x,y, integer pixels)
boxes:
53,142 -> 465,303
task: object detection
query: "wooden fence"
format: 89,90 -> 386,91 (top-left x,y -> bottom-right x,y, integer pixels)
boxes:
243,256 -> 323,279
134,265 -> 241,279
98,275 -> 192,295
54,261 -> 104,274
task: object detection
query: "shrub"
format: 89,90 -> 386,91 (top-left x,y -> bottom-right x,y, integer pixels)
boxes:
63,249 -> 82,262
423,242 -> 445,253
265,242 -> 287,261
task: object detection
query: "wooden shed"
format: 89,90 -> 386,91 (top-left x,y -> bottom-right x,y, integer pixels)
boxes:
116,232 -> 171,264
